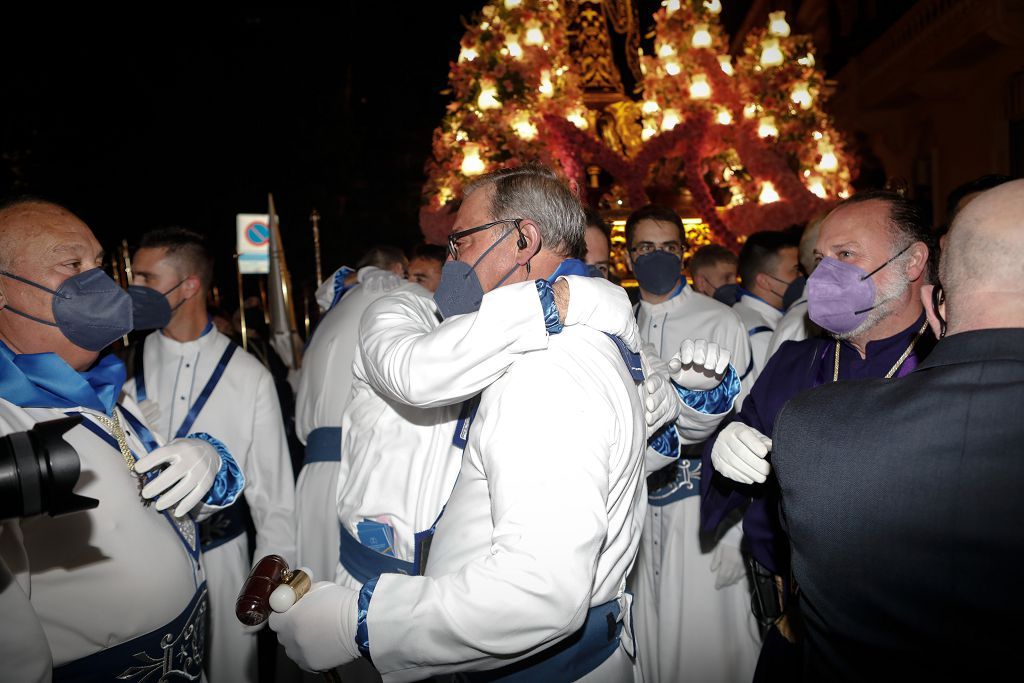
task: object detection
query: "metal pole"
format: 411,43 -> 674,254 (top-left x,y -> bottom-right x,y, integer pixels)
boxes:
235,253 -> 248,352
310,208 -> 323,286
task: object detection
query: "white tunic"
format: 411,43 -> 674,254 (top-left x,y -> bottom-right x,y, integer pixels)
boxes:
732,293 -> 784,387
123,327 -> 295,683
335,281 -> 550,585
632,285 -> 761,683
294,267 -> 405,581
363,325 -> 648,682
766,296 -> 818,359
0,396 -> 206,681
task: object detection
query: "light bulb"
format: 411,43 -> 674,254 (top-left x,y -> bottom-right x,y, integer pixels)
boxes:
806,175 -> 827,198
816,143 -> 839,172
689,73 -> 711,100
504,0 -> 522,9
538,71 -> 554,97
567,109 -> 589,130
511,113 -> 537,140
716,109 -> 732,125
459,46 -> 478,62
743,103 -> 758,119
760,38 -> 784,68
642,100 -> 660,114
524,22 -> 544,46
665,60 -> 681,76
768,11 -> 791,37
506,37 -> 523,59
477,81 -> 501,110
692,24 -> 712,49
657,42 -> 676,59
704,0 -> 722,14
661,109 -> 681,131
759,181 -> 780,203
665,0 -> 681,15
798,53 -> 816,67
791,82 -> 813,109
718,55 -> 734,76
641,126 -> 656,141
758,116 -> 778,138
461,144 -> 486,176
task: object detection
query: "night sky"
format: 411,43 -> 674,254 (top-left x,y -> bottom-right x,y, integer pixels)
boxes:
1,3 -> 745,303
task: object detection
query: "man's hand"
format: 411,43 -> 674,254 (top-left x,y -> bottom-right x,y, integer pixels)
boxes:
710,422 -> 772,484
556,275 -> 641,352
640,344 -> 681,436
269,581 -> 361,673
668,339 -> 731,391
135,438 -> 222,517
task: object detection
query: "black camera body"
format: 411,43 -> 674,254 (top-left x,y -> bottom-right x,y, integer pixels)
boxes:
0,416 -> 99,521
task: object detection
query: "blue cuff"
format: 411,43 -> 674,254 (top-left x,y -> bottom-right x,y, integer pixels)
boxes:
188,432 -> 245,507
330,266 -> 357,310
535,280 -> 563,335
356,576 -> 379,663
674,364 -> 740,415
648,423 -> 679,457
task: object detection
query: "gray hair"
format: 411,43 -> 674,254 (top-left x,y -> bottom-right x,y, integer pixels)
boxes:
464,164 -> 585,259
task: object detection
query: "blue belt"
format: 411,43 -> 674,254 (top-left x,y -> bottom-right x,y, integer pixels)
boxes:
647,457 -> 702,507
304,426 -> 342,467
462,599 -> 622,682
200,497 -> 249,552
339,523 -> 415,583
54,583 -> 208,682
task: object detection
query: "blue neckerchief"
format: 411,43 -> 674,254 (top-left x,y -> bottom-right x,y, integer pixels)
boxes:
0,340 -> 125,415
547,258 -> 592,281
329,266 -> 357,311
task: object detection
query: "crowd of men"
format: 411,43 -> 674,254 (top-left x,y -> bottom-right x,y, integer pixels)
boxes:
0,167 -> 1019,683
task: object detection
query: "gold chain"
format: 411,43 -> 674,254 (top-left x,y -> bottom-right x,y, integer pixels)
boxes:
90,410 -> 150,505
833,321 -> 929,383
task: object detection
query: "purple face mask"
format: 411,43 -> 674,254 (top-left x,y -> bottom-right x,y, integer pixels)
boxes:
806,244 -> 911,334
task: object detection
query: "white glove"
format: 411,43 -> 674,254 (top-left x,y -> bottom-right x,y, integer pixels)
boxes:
640,345 -> 681,437
710,422 -> 772,484
710,540 -> 747,589
135,438 -> 222,517
138,399 -> 160,427
559,275 -> 641,352
269,580 -> 361,673
668,339 -> 731,391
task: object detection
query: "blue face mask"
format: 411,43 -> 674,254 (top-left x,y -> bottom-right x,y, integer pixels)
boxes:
712,283 -> 741,306
128,279 -> 186,331
0,268 -> 133,351
434,226 -> 521,318
633,250 -> 681,295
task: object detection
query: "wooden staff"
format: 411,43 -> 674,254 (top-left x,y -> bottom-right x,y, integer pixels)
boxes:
235,253 -> 248,352
310,208 -> 323,286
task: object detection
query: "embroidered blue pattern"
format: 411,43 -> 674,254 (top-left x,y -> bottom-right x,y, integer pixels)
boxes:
674,364 -> 740,415
355,576 -> 379,663
648,423 -> 679,457
188,432 -> 244,507
534,280 -> 563,335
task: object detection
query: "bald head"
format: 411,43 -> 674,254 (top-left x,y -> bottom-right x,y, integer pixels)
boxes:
0,199 -> 91,271
939,179 -> 1024,332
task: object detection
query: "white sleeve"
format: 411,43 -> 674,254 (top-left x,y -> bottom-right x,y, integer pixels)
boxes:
243,370 -> 297,567
357,282 -> 549,409
364,365 -> 610,679
0,521 -> 52,682
676,401 -> 733,445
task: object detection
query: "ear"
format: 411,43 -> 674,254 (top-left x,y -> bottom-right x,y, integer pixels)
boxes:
905,241 -> 929,282
920,284 -> 944,338
181,275 -> 202,300
514,220 -> 543,266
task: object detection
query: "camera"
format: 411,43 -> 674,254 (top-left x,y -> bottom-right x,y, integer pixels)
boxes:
0,416 -> 99,521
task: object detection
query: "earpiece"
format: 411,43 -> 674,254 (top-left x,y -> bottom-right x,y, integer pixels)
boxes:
515,229 -> 527,250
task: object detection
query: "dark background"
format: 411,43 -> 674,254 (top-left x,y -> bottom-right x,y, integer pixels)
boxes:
0,3 -> 913,303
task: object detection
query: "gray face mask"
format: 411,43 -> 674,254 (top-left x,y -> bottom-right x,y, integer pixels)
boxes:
433,227 -> 520,319
0,269 -> 133,351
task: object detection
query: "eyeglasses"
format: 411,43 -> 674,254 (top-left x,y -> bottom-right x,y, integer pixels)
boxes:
630,241 -> 684,257
447,218 -> 522,261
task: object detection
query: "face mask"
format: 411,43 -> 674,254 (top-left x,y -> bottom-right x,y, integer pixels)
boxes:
764,274 -> 806,311
632,251 -> 681,295
0,268 -> 133,351
128,278 -> 186,331
806,245 -> 910,334
434,227 -> 520,318
712,283 -> 740,306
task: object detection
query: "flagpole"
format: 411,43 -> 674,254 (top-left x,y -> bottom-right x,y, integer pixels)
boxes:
310,208 -> 323,286
120,239 -> 133,346
235,253 -> 248,352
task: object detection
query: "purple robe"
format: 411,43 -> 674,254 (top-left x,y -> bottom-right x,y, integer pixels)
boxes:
700,314 -> 936,575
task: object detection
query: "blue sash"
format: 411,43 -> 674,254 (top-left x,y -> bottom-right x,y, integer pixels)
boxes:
338,524 -> 415,583
462,599 -> 622,682
647,457 -> 702,507
199,496 -> 250,552
304,426 -> 342,466
53,582 -> 208,683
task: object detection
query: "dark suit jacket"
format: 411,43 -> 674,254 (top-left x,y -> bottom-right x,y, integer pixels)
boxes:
773,328 -> 1024,682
